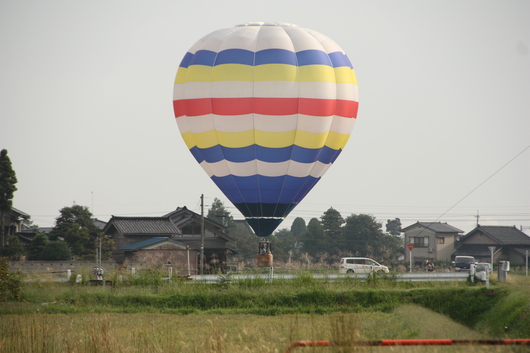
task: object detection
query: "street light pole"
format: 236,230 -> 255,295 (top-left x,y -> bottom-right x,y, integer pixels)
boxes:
526,250 -> 528,277
200,194 -> 205,275
489,246 -> 496,269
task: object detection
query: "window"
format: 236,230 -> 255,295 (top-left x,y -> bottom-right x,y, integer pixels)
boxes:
413,237 -> 429,247
436,237 -> 445,244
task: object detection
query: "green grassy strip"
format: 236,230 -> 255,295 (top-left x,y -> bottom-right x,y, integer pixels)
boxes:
18,285 -> 507,323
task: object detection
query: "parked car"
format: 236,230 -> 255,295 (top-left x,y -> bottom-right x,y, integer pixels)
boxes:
452,256 -> 476,272
339,257 -> 389,274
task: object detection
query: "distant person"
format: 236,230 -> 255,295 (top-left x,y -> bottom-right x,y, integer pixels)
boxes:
427,261 -> 435,272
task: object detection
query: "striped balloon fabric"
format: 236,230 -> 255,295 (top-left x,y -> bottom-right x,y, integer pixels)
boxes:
173,22 -> 359,237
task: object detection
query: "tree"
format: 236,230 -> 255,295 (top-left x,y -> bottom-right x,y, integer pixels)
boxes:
0,235 -> 25,260
0,149 -> 18,247
40,241 -> 72,261
52,222 -> 90,257
343,214 -> 402,262
228,222 -> 259,263
270,228 -> 296,262
27,233 -> 49,260
317,208 -> 345,259
49,205 -> 105,260
290,217 -> 306,238
343,214 -> 382,257
386,218 -> 402,237
207,198 -> 236,235
320,207 -> 344,237
300,217 -> 326,258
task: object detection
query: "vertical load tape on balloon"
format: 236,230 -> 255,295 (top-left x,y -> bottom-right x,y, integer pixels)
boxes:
173,22 -> 359,236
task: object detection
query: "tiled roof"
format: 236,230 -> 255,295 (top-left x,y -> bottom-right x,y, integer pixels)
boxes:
402,222 -> 463,233
119,237 -> 196,250
92,218 -> 107,230
453,244 -> 496,257
474,226 -> 530,245
108,217 -> 181,236
120,237 -> 170,250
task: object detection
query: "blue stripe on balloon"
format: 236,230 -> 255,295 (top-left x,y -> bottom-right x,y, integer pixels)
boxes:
211,175 -> 320,204
179,52 -> 195,68
316,146 -> 342,164
214,49 -> 254,65
296,50 -> 332,66
180,49 -> 342,68
190,145 -> 341,164
256,145 -> 291,162
255,49 -> 297,66
189,50 -> 217,67
329,52 -> 353,69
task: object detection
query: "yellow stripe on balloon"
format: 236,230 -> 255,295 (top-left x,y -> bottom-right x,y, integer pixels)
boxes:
181,129 -> 351,150
175,65 -> 214,83
325,130 -> 351,150
176,64 -> 357,84
293,130 -> 328,148
298,65 -> 335,82
254,130 -> 297,148
335,67 -> 358,85
174,67 -> 188,84
181,130 -> 217,149
211,64 -> 254,82
253,64 -> 298,81
217,130 -> 255,148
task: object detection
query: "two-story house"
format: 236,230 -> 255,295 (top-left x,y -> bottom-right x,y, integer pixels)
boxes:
402,221 -> 464,266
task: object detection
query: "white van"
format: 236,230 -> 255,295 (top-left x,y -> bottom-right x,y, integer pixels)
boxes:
339,257 -> 389,274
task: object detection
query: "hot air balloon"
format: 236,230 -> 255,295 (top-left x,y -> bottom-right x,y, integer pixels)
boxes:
173,22 -> 358,261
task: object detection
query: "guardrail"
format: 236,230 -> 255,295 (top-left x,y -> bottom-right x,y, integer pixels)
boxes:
285,339 -> 530,352
189,272 -> 470,283
22,271 -> 471,284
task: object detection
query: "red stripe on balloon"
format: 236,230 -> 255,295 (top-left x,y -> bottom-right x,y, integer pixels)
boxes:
173,98 -> 358,118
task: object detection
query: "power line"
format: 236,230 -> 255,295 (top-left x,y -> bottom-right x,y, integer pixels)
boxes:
431,144 -> 530,224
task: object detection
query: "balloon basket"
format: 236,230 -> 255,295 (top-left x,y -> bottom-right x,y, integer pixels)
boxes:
257,253 -> 273,267
257,238 -> 273,267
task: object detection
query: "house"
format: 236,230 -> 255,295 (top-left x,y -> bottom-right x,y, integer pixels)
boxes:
17,227 -> 53,247
103,207 -> 235,273
119,237 -> 200,276
402,222 -> 464,265
1,207 -> 30,243
453,225 -> 530,265
1,207 -> 30,248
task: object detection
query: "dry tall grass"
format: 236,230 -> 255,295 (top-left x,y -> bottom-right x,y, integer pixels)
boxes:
0,306 -> 524,353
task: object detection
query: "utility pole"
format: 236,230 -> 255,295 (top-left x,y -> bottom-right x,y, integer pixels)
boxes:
200,194 -> 205,275
475,211 -> 480,226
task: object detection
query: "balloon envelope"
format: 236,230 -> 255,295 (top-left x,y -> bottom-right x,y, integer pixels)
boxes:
173,22 -> 358,236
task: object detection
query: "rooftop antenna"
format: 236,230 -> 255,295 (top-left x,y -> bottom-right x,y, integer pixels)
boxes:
475,210 -> 480,226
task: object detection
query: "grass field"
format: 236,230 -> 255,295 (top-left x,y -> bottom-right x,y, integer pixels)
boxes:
1,271 -> 529,352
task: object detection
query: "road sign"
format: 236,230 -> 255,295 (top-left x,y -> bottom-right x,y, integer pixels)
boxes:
407,244 -> 414,251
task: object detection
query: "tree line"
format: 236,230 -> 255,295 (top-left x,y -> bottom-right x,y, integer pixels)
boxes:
207,198 -> 403,266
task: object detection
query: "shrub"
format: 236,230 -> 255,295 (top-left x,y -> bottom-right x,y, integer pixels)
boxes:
0,257 -> 22,301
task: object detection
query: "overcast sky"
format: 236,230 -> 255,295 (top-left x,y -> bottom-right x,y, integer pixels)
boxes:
2,1 -> 529,235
